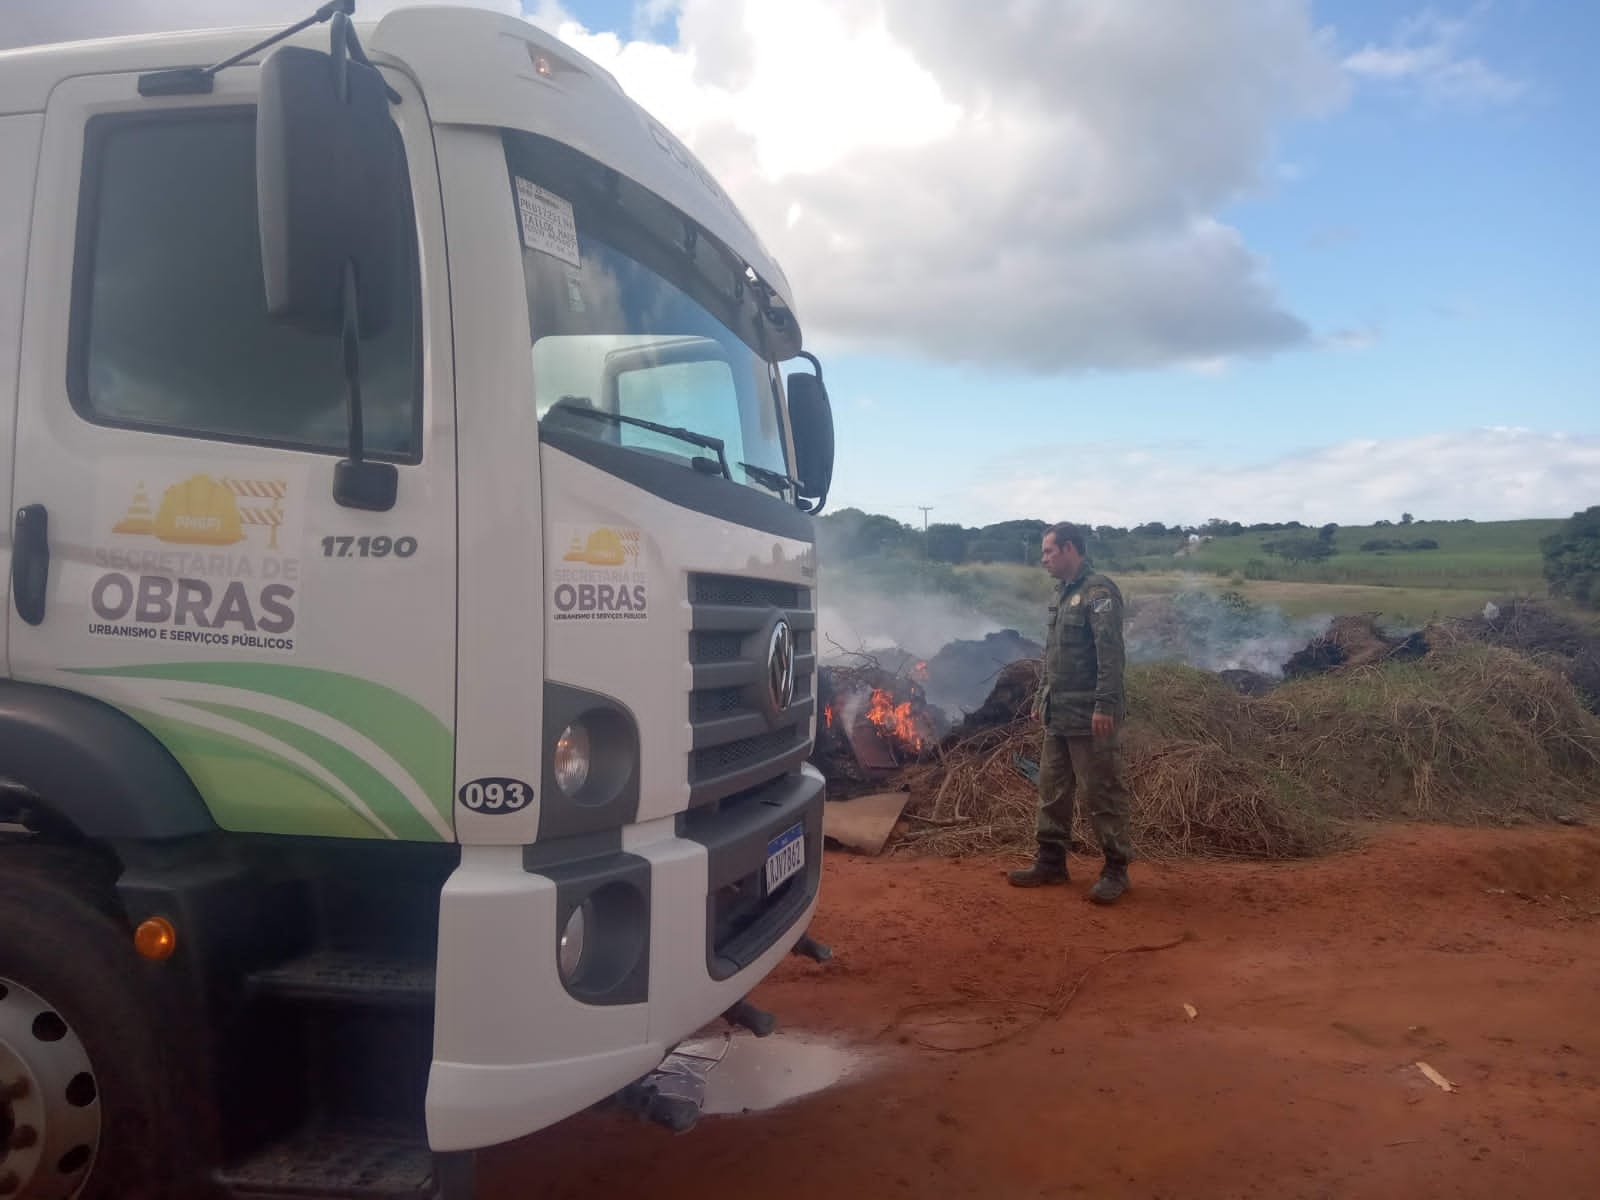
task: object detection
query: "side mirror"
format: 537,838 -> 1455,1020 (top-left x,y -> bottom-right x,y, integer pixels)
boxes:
786,352 -> 834,514
256,43 -> 407,337
257,21 -> 408,512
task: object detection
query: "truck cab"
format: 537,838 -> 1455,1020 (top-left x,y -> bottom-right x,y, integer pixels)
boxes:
0,6 -> 834,1196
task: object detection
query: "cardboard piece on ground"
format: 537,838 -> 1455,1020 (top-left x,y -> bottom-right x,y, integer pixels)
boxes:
1415,1061 -> 1457,1093
824,791 -> 911,856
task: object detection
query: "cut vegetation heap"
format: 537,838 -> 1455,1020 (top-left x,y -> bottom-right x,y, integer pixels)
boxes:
818,602 -> 1600,862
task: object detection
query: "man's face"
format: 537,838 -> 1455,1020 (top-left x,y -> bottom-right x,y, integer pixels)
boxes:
1041,533 -> 1081,581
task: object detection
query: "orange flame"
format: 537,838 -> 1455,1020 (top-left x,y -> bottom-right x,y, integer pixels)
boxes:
824,704 -> 833,729
866,687 -> 923,751
912,661 -> 929,683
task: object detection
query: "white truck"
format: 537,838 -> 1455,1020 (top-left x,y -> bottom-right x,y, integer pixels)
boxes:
0,3 -> 835,1196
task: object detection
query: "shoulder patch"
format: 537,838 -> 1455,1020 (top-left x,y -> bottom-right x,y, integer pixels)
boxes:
1069,593 -> 1082,607
1091,596 -> 1114,614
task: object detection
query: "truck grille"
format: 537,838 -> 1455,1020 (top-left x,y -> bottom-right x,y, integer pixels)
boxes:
687,572 -> 816,808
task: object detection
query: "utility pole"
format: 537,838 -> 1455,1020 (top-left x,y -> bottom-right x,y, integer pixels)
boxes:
918,506 -> 933,559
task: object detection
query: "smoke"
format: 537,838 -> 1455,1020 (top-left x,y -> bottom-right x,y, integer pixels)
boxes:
819,563 -> 1336,705
1125,589 -> 1331,677
819,586 -> 1012,664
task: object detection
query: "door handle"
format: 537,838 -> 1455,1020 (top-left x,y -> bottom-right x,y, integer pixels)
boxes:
12,503 -> 49,626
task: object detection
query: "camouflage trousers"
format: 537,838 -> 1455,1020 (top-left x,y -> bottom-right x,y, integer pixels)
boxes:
1035,729 -> 1135,867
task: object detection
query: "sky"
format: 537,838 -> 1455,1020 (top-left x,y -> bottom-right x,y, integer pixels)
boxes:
4,0 -> 1596,529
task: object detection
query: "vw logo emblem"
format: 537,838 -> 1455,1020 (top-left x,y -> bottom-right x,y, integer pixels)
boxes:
767,620 -> 795,713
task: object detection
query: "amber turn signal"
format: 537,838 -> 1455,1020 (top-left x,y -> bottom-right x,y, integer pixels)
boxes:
134,916 -> 177,960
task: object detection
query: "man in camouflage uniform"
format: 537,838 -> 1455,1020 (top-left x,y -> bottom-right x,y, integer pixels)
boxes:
1008,522 -> 1136,903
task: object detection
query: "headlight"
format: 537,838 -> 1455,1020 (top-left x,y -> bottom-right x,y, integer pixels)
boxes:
554,721 -> 592,796
558,900 -> 591,982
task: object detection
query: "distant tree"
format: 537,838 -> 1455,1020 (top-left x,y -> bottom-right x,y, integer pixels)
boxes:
816,507 -> 868,561
1263,535 -> 1336,564
1133,521 -> 1170,537
968,537 -> 1021,564
1361,537 -> 1439,554
1542,506 -> 1600,608
964,519 -> 1047,564
850,513 -> 918,559
1400,512 -> 1415,526
1318,522 -> 1339,544
925,522 -> 968,564
1373,519 -> 1394,528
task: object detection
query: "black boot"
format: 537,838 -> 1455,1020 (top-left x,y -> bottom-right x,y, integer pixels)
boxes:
1007,846 -> 1069,888
1088,860 -> 1129,905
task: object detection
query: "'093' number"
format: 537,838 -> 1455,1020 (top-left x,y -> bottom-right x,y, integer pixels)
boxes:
458,777 -> 534,814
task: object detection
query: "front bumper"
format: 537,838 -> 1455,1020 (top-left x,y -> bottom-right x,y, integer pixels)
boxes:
425,765 -> 825,1152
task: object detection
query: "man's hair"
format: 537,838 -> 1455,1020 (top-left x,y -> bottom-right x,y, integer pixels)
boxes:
1045,522 -> 1088,555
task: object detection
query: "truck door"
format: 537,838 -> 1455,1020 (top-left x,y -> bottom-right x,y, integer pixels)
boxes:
9,68 -> 459,841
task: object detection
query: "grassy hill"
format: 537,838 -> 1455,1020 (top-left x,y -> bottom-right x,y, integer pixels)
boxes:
1145,519 -> 1558,592
820,518 -> 1571,652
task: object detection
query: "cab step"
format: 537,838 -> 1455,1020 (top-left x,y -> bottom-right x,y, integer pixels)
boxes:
213,1128 -> 441,1198
248,950 -> 436,1008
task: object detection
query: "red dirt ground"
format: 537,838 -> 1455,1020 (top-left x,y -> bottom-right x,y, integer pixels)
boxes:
483,825 -> 1600,1199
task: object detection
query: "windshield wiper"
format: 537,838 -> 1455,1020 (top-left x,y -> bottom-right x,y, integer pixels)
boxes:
557,405 -> 730,480
738,461 -> 797,498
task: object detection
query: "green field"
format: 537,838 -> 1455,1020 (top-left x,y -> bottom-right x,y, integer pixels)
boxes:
823,518 -> 1572,649
929,563 -> 1509,630
1143,519 -> 1558,592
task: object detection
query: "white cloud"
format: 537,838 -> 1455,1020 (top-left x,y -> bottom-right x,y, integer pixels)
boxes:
540,0 -> 1348,372
5,1 -> 1353,373
1320,323 -> 1381,351
1343,7 -> 1524,108
934,429 -> 1600,527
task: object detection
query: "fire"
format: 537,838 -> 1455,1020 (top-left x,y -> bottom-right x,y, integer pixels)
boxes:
866,687 -> 922,751
824,704 -> 833,729
912,660 -> 929,683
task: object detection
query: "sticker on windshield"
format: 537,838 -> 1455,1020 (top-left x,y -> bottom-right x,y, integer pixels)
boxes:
515,177 -> 581,267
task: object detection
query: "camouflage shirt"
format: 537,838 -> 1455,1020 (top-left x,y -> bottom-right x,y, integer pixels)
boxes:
1041,562 -> 1126,733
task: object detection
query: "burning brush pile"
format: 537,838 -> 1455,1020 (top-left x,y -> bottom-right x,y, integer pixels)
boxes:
812,631 -> 1043,791
816,601 -> 1600,862
814,659 -> 947,782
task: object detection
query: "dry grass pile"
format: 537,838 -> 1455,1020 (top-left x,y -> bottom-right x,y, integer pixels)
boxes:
896,643 -> 1600,862
1427,599 -> 1600,714
1263,643 -> 1600,823
1284,614 -> 1426,676
901,664 -> 1337,861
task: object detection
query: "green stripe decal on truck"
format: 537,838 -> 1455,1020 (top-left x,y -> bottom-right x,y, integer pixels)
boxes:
178,700 -> 443,841
116,704 -> 394,839
68,663 -> 454,841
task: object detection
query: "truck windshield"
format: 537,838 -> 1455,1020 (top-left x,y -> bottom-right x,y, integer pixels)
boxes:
505,130 -> 792,499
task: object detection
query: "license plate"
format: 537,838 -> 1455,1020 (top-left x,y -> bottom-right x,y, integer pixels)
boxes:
764,823 -> 805,893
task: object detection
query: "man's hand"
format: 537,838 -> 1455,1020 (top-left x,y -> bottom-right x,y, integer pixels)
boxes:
1092,711 -> 1115,740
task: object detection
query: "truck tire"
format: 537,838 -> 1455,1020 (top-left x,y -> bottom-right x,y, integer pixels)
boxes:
0,864 -> 182,1200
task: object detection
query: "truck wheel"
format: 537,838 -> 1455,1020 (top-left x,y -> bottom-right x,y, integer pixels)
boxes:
0,868 -> 179,1200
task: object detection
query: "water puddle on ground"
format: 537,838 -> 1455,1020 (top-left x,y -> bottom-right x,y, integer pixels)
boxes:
668,1030 -> 879,1116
